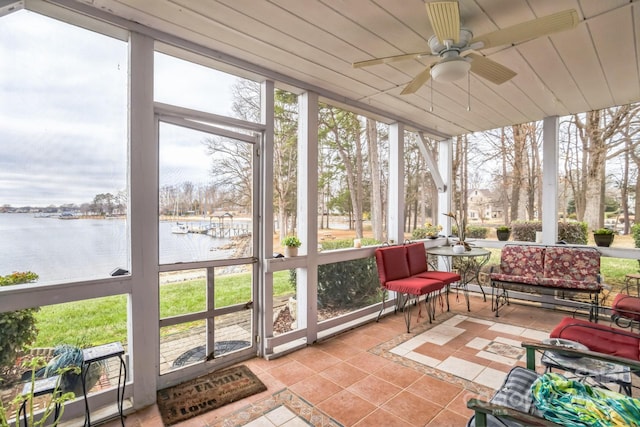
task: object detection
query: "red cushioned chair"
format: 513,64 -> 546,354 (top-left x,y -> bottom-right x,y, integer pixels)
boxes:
611,293 -> 640,329
404,242 -> 461,311
374,245 -> 445,333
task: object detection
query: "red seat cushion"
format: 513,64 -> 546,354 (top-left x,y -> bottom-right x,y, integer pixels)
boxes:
385,277 -> 445,295
612,294 -> 640,322
413,270 -> 460,284
550,316 -> 640,361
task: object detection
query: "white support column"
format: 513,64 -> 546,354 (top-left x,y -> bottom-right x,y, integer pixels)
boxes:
417,132 -> 446,192
438,139 -> 453,237
297,91 -> 319,343
128,31 -> 158,408
542,116 -> 559,244
260,80 -> 275,355
388,123 -> 405,243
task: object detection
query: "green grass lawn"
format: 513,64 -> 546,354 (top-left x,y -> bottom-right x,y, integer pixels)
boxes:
32,270 -> 294,348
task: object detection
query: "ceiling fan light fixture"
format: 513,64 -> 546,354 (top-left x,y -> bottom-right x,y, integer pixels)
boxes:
430,59 -> 470,82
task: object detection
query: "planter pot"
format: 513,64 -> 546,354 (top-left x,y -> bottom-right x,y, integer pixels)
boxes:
594,233 -> 614,247
496,230 -> 511,241
452,244 -> 466,254
284,246 -> 298,257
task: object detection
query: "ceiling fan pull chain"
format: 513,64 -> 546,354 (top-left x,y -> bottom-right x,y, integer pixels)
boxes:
430,79 -> 434,112
467,72 -> 471,112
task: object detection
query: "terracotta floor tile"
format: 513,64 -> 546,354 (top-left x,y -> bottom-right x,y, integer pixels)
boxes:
319,362 -> 368,387
487,360 -> 519,373
288,374 -> 343,405
345,351 -> 391,373
372,363 -> 420,388
344,330 -> 389,350
444,333 -> 477,349
347,374 -> 402,406
266,359 -> 316,386
405,374 -> 463,407
314,339 -> 361,360
353,408 -> 409,427
290,346 -> 342,372
357,321 -> 402,341
381,390 -> 442,426
413,341 -> 452,360
426,408 -> 470,426
316,389 -> 376,426
449,349 -> 493,367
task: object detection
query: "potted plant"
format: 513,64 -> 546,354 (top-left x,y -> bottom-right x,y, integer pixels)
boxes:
41,344 -> 104,396
496,225 -> 511,241
282,235 -> 301,257
593,228 -> 615,247
443,212 -> 470,252
2,357 -> 76,427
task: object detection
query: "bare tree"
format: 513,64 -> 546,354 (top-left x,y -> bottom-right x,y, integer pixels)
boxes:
227,80 -> 298,238
319,105 -> 365,237
573,106 -> 631,229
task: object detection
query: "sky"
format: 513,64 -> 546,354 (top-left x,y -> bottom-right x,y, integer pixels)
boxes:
0,8 -> 240,207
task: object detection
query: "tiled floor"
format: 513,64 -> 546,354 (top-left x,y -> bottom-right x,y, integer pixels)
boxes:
103,294 -> 571,427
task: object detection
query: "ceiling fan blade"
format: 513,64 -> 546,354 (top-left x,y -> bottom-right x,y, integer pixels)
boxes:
400,66 -> 433,95
426,1 -> 460,44
471,9 -> 579,50
352,51 -> 432,68
467,53 -> 516,85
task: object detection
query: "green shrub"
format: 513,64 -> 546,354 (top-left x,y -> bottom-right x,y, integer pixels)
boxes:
511,221 -> 540,242
466,225 -> 488,239
289,238 -> 381,309
0,272 -> 40,378
510,221 -> 586,244
632,223 -> 640,248
411,223 -> 441,239
559,221 -> 588,244
411,228 -> 428,239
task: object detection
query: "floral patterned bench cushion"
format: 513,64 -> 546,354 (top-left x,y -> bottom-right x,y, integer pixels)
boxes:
541,247 -> 600,291
490,245 -> 545,280
490,273 -> 542,286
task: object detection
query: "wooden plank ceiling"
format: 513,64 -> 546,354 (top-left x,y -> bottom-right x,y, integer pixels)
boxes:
81,0 -> 640,139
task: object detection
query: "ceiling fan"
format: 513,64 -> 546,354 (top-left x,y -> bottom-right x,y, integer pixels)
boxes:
352,1 -> 579,95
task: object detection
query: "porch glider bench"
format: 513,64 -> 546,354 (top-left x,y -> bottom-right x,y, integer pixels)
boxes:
490,244 -> 602,320
374,243 -> 460,333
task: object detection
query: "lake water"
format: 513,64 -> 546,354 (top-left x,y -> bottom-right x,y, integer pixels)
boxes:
0,214 -> 233,284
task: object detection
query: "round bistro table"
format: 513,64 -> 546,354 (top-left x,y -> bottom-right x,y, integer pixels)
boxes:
426,246 -> 491,311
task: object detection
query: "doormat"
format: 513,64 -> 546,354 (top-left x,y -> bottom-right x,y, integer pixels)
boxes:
157,364 -> 267,426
